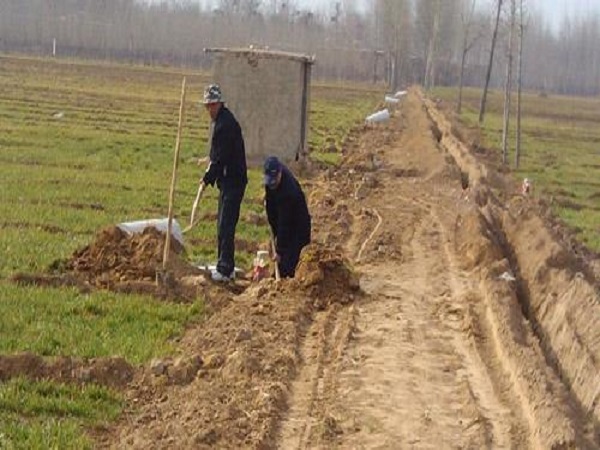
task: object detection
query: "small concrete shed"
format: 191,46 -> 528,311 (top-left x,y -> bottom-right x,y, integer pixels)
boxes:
205,48 -> 315,165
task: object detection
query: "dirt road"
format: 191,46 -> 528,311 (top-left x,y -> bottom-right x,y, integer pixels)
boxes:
276,90 -> 599,449
99,89 -> 599,449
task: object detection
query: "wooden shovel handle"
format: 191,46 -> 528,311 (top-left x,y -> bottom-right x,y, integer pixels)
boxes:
270,233 -> 280,281
182,182 -> 205,233
189,182 -> 205,225
163,77 -> 187,271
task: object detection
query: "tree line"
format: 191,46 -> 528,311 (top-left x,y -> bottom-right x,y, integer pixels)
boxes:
0,0 -> 599,95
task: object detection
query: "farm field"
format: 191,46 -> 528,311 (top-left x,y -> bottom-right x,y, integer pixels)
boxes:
0,55 -> 381,447
0,55 -> 598,450
433,86 -> 600,252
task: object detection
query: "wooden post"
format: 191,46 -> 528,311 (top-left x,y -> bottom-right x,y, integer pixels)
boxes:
163,77 -> 187,271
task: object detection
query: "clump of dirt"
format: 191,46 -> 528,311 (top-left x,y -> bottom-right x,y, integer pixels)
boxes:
12,225 -> 204,300
0,353 -> 133,388
294,244 -> 361,309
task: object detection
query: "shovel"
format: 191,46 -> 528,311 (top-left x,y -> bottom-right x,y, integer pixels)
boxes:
182,181 -> 206,233
263,198 -> 281,281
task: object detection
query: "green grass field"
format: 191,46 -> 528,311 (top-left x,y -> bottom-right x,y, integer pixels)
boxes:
433,86 -> 600,252
0,54 -> 381,447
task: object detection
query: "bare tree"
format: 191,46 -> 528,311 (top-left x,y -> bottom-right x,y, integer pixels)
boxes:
423,0 -> 441,90
0,0 -> 598,92
515,0 -> 526,168
457,0 -> 479,113
479,0 -> 503,124
375,0 -> 411,90
502,0 -> 516,164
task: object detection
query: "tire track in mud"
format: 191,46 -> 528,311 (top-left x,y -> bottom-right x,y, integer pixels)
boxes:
401,193 -> 532,449
428,203 -> 530,450
330,202 -> 525,449
278,305 -> 355,449
276,90 -> 528,449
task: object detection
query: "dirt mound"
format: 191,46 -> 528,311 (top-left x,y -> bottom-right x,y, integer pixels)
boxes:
0,353 -> 134,388
107,281 -> 312,449
502,199 -> 600,422
294,244 -> 361,309
99,242 -> 362,449
63,226 -> 197,286
12,225 -> 204,300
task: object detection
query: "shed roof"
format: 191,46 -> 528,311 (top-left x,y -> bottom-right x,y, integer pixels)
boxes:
204,47 -> 315,64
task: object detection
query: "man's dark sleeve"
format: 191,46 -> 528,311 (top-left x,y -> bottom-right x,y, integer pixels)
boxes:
202,125 -> 220,186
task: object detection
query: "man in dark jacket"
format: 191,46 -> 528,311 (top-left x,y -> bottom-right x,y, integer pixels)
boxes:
201,84 -> 248,282
264,156 -> 311,278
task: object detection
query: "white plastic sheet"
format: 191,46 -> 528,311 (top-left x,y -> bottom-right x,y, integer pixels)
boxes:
117,218 -> 184,245
365,108 -> 390,124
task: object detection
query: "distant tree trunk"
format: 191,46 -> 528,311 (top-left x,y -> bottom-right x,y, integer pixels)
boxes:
376,0 -> 409,91
424,0 -> 441,90
457,0 -> 478,114
392,22 -> 400,90
457,48 -> 468,113
478,0 -> 503,124
502,0 -> 516,165
515,0 -> 524,168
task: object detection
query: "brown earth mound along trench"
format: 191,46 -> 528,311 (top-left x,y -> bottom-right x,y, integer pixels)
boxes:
278,90 -> 598,450
423,93 -> 600,443
423,93 -> 600,420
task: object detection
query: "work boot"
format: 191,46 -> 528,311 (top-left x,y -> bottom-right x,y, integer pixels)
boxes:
210,268 -> 234,282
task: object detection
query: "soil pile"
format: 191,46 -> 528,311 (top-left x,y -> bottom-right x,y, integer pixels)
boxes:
294,244 -> 361,309
63,226 -> 194,287
12,225 -> 203,299
454,209 -> 504,271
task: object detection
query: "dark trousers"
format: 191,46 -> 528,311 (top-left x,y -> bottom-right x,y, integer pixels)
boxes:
216,185 -> 245,276
278,244 -> 303,278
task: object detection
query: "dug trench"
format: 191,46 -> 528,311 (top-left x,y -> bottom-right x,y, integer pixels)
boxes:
3,87 -> 599,449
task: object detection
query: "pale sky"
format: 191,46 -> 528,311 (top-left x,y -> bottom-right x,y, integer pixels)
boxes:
295,0 -> 600,26
164,0 -> 600,29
